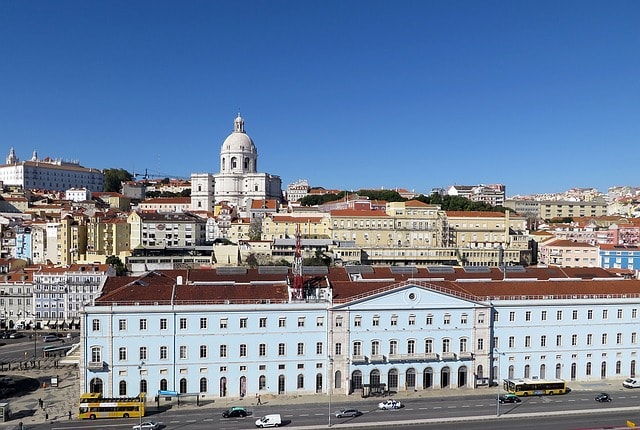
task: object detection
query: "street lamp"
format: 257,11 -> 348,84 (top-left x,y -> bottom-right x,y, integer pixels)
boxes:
138,361 -> 145,428
494,348 -> 504,417
328,356 -> 333,427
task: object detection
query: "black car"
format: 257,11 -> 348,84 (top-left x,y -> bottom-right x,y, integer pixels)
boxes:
595,393 -> 612,402
335,408 -> 362,418
498,393 -> 521,404
222,406 -> 248,418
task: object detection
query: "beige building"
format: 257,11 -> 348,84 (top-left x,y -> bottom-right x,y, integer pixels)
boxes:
538,238 -> 599,267
538,200 -> 608,220
137,197 -> 191,213
128,211 -> 207,250
83,213 -> 132,263
261,214 -> 331,241
57,213 -> 87,266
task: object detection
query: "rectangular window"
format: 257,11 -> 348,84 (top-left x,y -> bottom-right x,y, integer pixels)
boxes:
602,333 -> 608,345
556,335 -> 562,347
279,343 -> 286,356
139,347 -> 147,361
335,343 -> 342,355
354,316 -> 361,327
297,317 -> 305,327
509,312 -> 515,322
572,310 -> 578,320
541,310 -> 547,321
139,319 -> 147,330
219,318 -> 227,329
525,336 -> 531,347
259,344 -> 266,356
372,315 -> 380,326
92,319 -> 100,331
160,318 -> 168,330
587,310 -> 593,320
335,316 -> 343,327
556,310 -> 562,321
160,346 -> 168,360
540,335 -> 547,347
572,334 -> 578,346
240,318 -> 247,328
118,319 -> 127,331
408,314 -> 416,325
119,347 -> 127,361
508,336 -> 515,348
460,314 -> 468,324
220,345 -> 227,358
200,317 -> 208,329
587,334 -> 593,345
632,333 -> 637,344
390,315 -> 398,326
316,316 -> 324,327
633,309 -> 638,319
240,344 -> 247,357
477,338 -> 484,351
316,342 -> 323,355
443,314 -> 451,325
200,345 -> 208,358
179,318 -> 187,330
297,342 -> 304,355
260,317 -> 267,328
179,345 -> 187,359
617,333 -> 623,344
525,311 -> 531,322
603,309 -> 608,319
279,317 -> 286,328
426,315 -> 433,325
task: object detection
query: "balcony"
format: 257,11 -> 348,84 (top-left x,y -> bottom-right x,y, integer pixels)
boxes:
87,361 -> 106,372
458,351 -> 474,360
441,352 -> 457,360
351,355 -> 367,364
369,354 -> 385,363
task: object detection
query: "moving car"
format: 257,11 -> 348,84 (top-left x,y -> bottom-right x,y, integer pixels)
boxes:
499,393 -> 522,403
43,334 -> 60,342
335,408 -> 362,418
255,413 -> 282,428
132,422 -> 160,430
378,399 -> 403,410
623,378 -> 640,388
9,332 -> 24,339
595,393 -> 612,402
222,406 -> 248,418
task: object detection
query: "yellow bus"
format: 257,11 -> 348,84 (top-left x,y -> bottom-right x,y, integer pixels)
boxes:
503,378 -> 568,396
78,392 -> 145,419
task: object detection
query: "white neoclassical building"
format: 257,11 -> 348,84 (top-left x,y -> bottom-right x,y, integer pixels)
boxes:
191,113 -> 283,213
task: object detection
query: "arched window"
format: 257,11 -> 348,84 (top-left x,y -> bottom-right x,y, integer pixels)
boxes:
476,364 -> 484,379
89,378 -> 103,395
370,369 -> 380,387
406,368 -> 416,389
334,370 -> 342,389
540,364 -> 546,379
119,380 -> 127,396
524,364 -> 530,378
140,379 -> 148,394
179,378 -> 187,394
423,367 -> 433,389
316,373 -> 323,393
556,363 -> 562,379
297,374 -> 304,389
586,362 -> 592,376
200,377 -> 207,393
351,370 -> 363,392
220,377 -> 227,397
616,360 -> 622,375
600,361 -> 607,379
259,375 -> 266,391
508,365 -> 515,379
160,379 -> 168,391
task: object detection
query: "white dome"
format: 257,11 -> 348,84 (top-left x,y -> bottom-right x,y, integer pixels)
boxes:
221,113 -> 256,154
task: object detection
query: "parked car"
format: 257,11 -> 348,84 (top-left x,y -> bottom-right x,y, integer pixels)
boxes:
595,393 -> 612,402
499,393 -> 521,403
9,332 -> 24,339
222,406 -> 248,418
335,408 -> 362,418
255,413 -> 281,428
43,334 -> 60,342
623,378 -> 640,388
378,399 -> 403,410
1,330 -> 16,339
132,421 -> 160,430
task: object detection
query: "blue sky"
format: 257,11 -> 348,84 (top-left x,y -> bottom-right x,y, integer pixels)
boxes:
1,1 -> 639,197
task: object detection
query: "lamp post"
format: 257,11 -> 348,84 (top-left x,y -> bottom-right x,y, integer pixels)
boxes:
328,356 -> 333,427
138,361 -> 145,428
495,348 -> 503,417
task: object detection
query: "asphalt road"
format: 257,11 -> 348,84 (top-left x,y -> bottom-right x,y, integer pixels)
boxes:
32,390 -> 640,430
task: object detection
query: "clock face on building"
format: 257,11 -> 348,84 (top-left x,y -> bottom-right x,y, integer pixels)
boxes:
156,224 -> 165,231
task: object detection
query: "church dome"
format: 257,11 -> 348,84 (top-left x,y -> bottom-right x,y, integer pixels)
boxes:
221,113 -> 257,154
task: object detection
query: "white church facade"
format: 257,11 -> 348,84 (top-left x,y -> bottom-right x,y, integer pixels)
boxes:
191,113 -> 283,212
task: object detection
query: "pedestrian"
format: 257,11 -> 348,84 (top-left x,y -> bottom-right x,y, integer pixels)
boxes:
257,394 -> 262,405
68,410 -> 72,420
45,412 -> 48,420
18,421 -> 23,430
38,398 -> 43,409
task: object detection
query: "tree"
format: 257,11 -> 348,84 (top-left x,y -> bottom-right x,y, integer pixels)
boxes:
103,168 -> 133,192
248,217 -> 263,241
106,255 -> 127,276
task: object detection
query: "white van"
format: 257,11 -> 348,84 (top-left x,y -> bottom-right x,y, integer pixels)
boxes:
623,378 -> 640,388
255,414 -> 282,428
